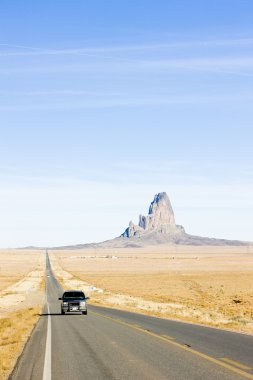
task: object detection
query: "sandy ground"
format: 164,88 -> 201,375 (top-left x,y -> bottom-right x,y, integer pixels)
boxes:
0,249 -> 45,314
0,249 -> 44,291
50,245 -> 253,333
0,249 -> 45,380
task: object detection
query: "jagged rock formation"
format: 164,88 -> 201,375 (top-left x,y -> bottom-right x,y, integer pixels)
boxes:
115,192 -> 246,247
52,192 -> 248,249
122,192 -> 184,238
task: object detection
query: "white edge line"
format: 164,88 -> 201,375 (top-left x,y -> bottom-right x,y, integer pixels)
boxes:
42,267 -> 51,380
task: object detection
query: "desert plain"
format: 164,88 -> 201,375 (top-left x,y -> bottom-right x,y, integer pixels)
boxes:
1,245 -> 253,380
0,249 -> 45,380
50,245 -> 253,334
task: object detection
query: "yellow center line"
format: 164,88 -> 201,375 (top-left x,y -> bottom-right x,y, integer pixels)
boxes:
161,334 -> 175,340
131,324 -> 142,329
91,311 -> 253,380
220,358 -> 252,371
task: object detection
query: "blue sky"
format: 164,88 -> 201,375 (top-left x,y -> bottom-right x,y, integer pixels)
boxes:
0,1 -> 252,247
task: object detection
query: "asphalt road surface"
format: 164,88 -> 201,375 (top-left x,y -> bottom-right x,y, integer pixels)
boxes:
10,252 -> 253,380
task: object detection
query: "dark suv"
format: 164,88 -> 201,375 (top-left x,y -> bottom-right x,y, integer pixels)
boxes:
59,290 -> 88,315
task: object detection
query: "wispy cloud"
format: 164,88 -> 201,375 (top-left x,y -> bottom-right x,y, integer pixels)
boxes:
0,37 -> 253,56
0,90 -> 123,97
0,55 -> 252,78
0,93 -> 252,111
0,38 -> 253,79
0,43 -> 139,63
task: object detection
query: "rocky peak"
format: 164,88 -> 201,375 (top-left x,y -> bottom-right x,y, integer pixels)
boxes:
122,192 -> 182,238
148,192 -> 175,228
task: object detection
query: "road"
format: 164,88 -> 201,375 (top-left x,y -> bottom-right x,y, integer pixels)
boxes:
10,252 -> 253,380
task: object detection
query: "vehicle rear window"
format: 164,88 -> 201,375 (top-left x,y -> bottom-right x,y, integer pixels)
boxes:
63,291 -> 85,300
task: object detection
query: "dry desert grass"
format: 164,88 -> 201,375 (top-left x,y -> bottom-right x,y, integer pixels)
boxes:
0,307 -> 41,380
50,246 -> 253,333
0,249 -> 45,380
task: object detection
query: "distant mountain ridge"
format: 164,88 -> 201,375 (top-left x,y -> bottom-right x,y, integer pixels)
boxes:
53,192 -> 247,249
